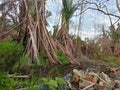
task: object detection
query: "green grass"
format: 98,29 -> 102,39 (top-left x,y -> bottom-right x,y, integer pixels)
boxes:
0,71 -> 67,90
98,53 -> 119,61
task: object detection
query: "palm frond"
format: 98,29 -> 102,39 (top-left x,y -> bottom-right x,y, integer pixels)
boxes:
62,0 -> 77,23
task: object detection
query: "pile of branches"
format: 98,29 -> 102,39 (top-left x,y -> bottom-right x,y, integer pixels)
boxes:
66,68 -> 120,90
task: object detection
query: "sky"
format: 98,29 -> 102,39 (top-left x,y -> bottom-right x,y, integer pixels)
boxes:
46,0 -> 120,40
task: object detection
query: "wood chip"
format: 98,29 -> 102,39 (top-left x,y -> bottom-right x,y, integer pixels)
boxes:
99,81 -> 105,87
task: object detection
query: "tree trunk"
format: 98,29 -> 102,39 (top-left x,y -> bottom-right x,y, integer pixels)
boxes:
19,0 -> 58,64
55,21 -> 77,63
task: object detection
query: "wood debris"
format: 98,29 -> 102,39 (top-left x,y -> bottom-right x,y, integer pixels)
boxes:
65,68 -> 120,90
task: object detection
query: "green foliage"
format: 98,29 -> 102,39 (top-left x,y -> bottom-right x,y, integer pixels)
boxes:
57,50 -> 70,65
58,56 -> 70,65
57,50 -> 63,56
24,77 -> 42,90
98,53 -> 119,61
0,40 -> 23,57
0,72 -> 18,90
37,51 -> 49,68
62,0 -> 77,23
41,77 -> 67,90
0,71 -> 67,90
42,78 -> 58,90
0,72 -> 41,90
13,54 -> 29,72
55,77 -> 66,85
48,67 -> 61,77
104,56 -> 119,61
55,77 -> 67,90
0,40 -> 24,69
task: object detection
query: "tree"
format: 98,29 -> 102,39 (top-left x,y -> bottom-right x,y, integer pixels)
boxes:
55,0 -> 78,63
19,0 -> 59,64
0,0 -> 59,64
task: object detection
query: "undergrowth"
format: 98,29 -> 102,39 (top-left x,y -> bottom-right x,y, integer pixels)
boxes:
57,50 -> 70,65
98,53 -> 119,61
0,71 -> 68,90
40,77 -> 67,90
0,40 -> 24,72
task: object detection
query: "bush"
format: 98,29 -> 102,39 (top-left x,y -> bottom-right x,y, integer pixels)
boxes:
38,51 -> 49,68
32,51 -> 49,68
13,54 -> 29,72
57,50 -> 70,65
0,72 -> 18,90
40,77 -> 67,90
0,40 -> 24,70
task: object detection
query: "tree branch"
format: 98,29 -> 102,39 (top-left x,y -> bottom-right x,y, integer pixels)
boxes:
116,0 -> 120,13
86,1 -> 120,19
88,7 -> 120,19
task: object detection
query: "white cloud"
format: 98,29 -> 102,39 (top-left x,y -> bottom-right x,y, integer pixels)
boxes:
69,29 -> 102,40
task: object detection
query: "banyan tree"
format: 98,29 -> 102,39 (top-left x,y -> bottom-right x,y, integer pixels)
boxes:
19,0 -> 58,64
0,0 -> 79,64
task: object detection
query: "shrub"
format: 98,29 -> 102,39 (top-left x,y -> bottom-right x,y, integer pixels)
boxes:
13,54 -> 29,72
57,50 -> 70,65
0,40 -> 24,71
38,51 -> 49,67
40,77 -> 67,90
0,71 -> 18,90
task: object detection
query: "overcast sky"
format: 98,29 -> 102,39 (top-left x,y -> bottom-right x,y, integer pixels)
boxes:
46,0 -> 120,40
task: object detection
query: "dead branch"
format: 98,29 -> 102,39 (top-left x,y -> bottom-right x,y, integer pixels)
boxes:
88,72 -> 107,83
85,1 -> 120,19
7,74 -> 30,79
88,7 -> 120,18
116,0 -> 120,13
81,82 -> 96,90
0,18 -> 26,37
